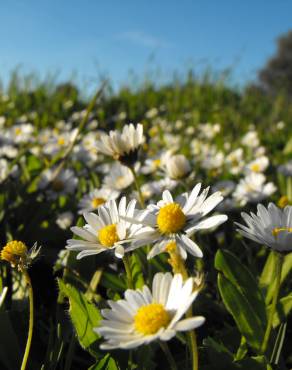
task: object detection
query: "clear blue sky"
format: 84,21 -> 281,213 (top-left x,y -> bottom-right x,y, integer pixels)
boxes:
1,0 -> 292,90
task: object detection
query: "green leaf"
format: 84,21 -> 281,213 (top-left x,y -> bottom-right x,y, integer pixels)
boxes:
58,279 -> 102,357
130,253 -> 145,289
215,249 -> 267,324
283,136 -> 292,154
88,354 -> 119,370
217,273 -> 265,351
260,251 -> 292,304
269,295 -> 292,328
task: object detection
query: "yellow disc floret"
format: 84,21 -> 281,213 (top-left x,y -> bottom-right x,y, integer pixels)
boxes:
157,203 -> 186,234
134,303 -> 171,335
272,227 -> 292,238
0,240 -> 27,267
250,164 -> 260,172
98,224 -> 119,247
278,195 -> 289,209
91,197 -> 105,208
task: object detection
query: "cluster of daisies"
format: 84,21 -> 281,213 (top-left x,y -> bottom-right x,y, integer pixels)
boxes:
64,123 -> 292,351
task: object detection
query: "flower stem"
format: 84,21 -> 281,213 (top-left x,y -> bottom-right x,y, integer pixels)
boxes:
21,270 -> 34,370
187,308 -> 199,370
123,254 -> 134,289
129,166 -> 145,208
159,341 -> 178,370
261,252 -> 284,354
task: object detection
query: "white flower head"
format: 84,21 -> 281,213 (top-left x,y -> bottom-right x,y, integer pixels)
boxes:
233,173 -> 276,206
95,123 -> 144,166
66,197 -> 139,259
245,156 -> 269,174
78,188 -> 120,214
236,203 -> 292,253
56,211 -> 74,230
95,272 -> 205,350
163,153 -> 191,180
128,183 -> 228,260
38,168 -> 78,199
103,163 -> 134,191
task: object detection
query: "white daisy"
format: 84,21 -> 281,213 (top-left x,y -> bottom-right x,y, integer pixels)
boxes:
78,188 -> 120,214
95,272 -> 205,350
241,131 -> 260,148
163,153 -> 191,180
103,163 -> 134,191
245,156 -> 269,174
128,184 -> 228,259
95,123 -> 144,166
236,203 -> 292,253
66,197 -> 139,259
233,173 -> 276,206
38,167 -> 78,199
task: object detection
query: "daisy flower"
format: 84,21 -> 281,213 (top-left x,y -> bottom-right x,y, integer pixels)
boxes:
233,173 -> 276,206
95,272 -> 205,349
38,167 -> 78,199
245,156 -> 269,174
163,153 -> 191,180
95,123 -> 144,166
103,163 -> 134,191
66,197 -> 139,259
78,188 -> 119,214
128,183 -> 228,259
236,203 -> 292,253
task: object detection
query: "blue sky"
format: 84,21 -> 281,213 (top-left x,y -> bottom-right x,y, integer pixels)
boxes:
1,0 -> 292,90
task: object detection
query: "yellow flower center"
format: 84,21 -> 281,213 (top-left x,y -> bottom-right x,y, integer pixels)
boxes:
58,137 -> 65,146
91,197 -> 105,208
251,163 -> 260,172
134,303 -> 171,335
272,227 -> 292,238
278,195 -> 289,209
52,179 -> 64,192
0,240 -> 27,266
153,159 -> 161,168
98,224 -> 119,247
15,128 -> 22,136
157,203 -> 186,234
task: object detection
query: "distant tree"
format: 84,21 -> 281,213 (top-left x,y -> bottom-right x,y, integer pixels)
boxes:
258,30 -> 292,96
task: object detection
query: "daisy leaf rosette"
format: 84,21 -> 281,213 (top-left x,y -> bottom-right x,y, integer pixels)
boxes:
236,203 -> 292,253
128,183 -> 228,259
66,197 -> 139,259
95,272 -> 205,349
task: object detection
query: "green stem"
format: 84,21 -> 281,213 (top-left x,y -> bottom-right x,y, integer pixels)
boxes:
187,312 -> 199,370
261,252 -> 284,354
20,270 -> 34,370
129,166 -> 145,208
159,341 -> 178,370
123,254 -> 134,289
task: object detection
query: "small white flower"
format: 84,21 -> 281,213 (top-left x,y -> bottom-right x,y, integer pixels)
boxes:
95,272 -> 205,350
95,123 -> 144,166
163,153 -> 191,180
241,130 -> 259,148
236,203 -> 292,253
245,156 -> 269,174
225,148 -> 245,175
38,168 -> 78,199
233,173 -> 276,206
103,163 -> 134,191
56,211 -> 74,230
128,184 -> 228,259
78,188 -> 119,214
66,197 -> 139,259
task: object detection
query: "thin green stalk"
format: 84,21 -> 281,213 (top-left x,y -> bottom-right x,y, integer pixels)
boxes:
64,335 -> 76,370
159,341 -> 178,370
123,254 -> 134,289
261,252 -> 284,354
129,166 -> 145,208
21,270 -> 34,370
187,308 -> 199,370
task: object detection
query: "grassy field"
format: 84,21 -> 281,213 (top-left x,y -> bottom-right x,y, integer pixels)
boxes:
0,72 -> 291,370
